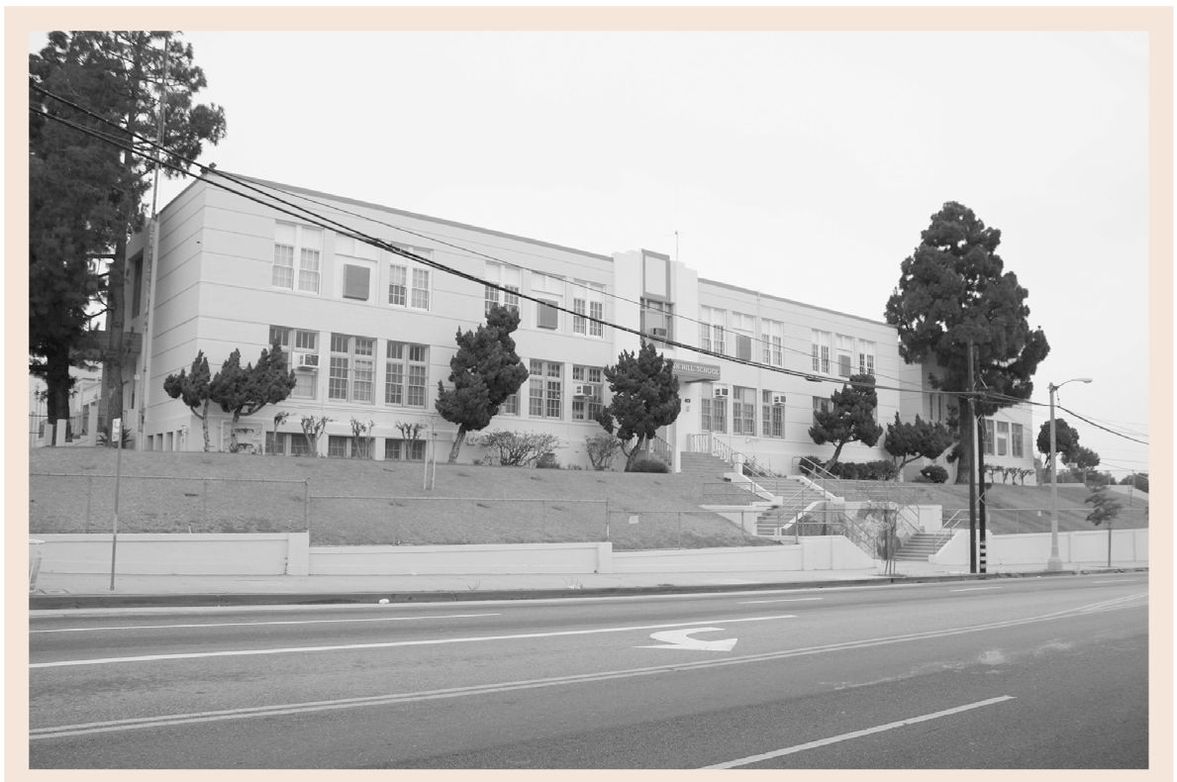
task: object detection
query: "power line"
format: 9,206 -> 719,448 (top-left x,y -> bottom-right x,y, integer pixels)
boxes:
30,82 -> 1150,449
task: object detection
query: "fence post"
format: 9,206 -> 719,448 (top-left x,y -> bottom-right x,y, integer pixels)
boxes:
202,478 -> 209,527
304,478 -> 311,534
604,500 -> 610,542
85,475 -> 93,533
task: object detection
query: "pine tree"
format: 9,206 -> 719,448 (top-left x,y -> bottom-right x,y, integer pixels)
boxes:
885,202 -> 1049,483
809,374 -> 884,470
207,344 -> 297,452
163,351 -> 212,451
594,341 -> 681,471
435,305 -> 529,463
883,412 -> 955,477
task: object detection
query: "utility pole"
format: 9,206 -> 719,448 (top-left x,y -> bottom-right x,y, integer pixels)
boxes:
977,411 -> 988,575
967,341 -> 977,574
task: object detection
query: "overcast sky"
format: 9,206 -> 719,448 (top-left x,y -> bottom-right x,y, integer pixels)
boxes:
33,26 -> 1154,478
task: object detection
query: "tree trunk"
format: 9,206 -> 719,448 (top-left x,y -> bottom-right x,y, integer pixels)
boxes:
624,437 -> 647,471
228,411 -> 241,452
448,426 -> 467,464
823,442 -> 845,472
200,402 -> 210,452
44,346 -> 72,445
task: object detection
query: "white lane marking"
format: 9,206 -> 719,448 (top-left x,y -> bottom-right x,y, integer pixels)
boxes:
950,587 -> 1002,593
1092,579 -> 1141,584
740,597 -> 824,604
30,613 -> 501,634
31,592 -> 1142,740
638,628 -> 738,652
29,613 -> 797,669
702,696 -> 1016,768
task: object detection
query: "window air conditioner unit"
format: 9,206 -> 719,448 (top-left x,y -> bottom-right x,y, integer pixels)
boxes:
296,353 -> 320,370
771,394 -> 787,406
713,385 -> 730,398
649,327 -> 668,339
573,383 -> 597,399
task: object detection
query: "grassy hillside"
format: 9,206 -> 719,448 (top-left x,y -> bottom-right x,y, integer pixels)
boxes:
27,449 -> 1147,548
27,448 -> 776,550
826,479 -> 1149,534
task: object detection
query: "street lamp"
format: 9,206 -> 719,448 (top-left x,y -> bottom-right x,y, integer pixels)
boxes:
1047,377 -> 1093,570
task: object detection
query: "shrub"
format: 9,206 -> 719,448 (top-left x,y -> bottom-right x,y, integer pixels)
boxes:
536,452 -> 560,470
585,433 -> 620,471
629,457 -> 669,473
481,431 -> 560,467
798,455 -> 825,476
920,464 -> 949,483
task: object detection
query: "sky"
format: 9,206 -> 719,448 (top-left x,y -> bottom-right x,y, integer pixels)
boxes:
26,23 -> 1158,479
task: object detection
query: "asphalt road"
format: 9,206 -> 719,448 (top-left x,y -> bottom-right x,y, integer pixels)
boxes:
28,574 -> 1149,769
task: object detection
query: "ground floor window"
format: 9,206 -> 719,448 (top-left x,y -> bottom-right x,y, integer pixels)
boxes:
761,390 -> 784,438
385,438 -> 426,462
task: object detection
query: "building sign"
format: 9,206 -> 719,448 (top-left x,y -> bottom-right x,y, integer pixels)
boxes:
673,360 -> 721,383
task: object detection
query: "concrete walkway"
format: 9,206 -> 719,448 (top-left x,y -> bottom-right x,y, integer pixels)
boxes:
28,561 -> 1145,611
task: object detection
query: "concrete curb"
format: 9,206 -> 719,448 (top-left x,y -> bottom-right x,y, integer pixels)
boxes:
25,568 -> 1111,611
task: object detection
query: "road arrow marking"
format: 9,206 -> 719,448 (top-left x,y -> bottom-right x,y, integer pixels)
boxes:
638,627 -> 737,652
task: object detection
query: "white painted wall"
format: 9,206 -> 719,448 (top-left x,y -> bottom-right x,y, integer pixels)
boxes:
310,542 -> 610,575
929,528 -> 1148,568
34,533 -> 302,575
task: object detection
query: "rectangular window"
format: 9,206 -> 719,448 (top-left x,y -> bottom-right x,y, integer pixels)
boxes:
528,359 -> 563,418
836,334 -> 854,378
411,268 -> 430,309
571,281 -> 605,337
762,390 -> 784,438
501,392 -> 520,416
1012,423 -> 1025,458
484,262 -> 522,315
271,326 -> 318,398
996,421 -> 1009,457
736,335 -> 752,361
642,297 -> 673,340
389,264 -> 430,309
858,340 -> 877,376
761,320 -> 784,366
571,365 -> 604,421
343,264 -> 371,300
589,301 -> 604,337
388,264 -> 407,306
130,253 -> 143,318
573,298 -> 587,334
385,342 -> 428,408
271,223 -> 324,293
812,330 -> 831,374
329,333 -> 375,403
730,312 -> 753,360
384,438 -> 426,462
813,396 -> 832,422
710,396 -> 728,433
983,418 -> 996,456
327,435 -> 350,459
733,386 -> 756,435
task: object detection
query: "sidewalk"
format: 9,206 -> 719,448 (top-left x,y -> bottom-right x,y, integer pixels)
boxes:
29,561 -> 1140,611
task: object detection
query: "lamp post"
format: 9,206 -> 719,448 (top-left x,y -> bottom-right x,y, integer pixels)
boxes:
1047,377 -> 1093,570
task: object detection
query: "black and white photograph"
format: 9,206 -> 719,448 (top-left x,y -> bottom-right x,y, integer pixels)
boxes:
18,5 -> 1166,775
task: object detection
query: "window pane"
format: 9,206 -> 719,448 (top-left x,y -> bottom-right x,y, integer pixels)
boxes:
343,264 -> 371,300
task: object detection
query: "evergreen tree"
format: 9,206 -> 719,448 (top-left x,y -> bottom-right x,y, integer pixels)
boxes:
435,305 -> 529,463
809,374 -> 884,470
1036,418 -> 1081,480
883,412 -> 955,477
163,351 -> 212,451
594,341 -> 681,471
29,32 -> 226,436
207,344 -> 297,452
885,202 -> 1049,483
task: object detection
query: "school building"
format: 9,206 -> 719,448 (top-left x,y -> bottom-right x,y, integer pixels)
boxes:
106,172 -> 1036,482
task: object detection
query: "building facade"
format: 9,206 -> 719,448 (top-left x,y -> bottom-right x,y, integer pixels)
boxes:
109,173 -> 1035,481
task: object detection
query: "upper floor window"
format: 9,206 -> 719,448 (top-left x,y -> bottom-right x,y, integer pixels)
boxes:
389,263 -> 430,310
700,306 -> 726,355
835,334 -> 854,378
531,273 -> 564,330
982,418 -> 996,456
1012,423 -> 1025,458
731,312 -> 754,361
995,420 -> 1010,457
858,340 -> 876,376
811,330 -> 831,374
273,222 -> 322,293
641,298 -> 673,341
761,319 -> 784,366
572,281 -> 605,338
484,262 -> 522,316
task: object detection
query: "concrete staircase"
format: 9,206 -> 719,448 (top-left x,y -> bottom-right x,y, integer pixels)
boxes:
680,452 -> 732,479
894,530 -> 956,562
